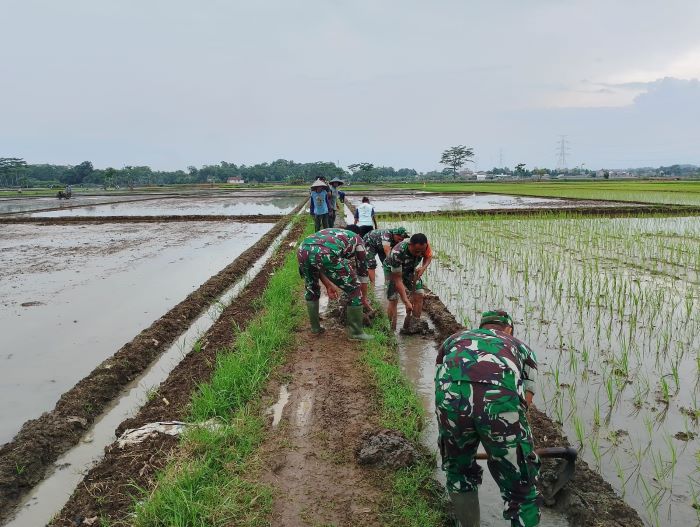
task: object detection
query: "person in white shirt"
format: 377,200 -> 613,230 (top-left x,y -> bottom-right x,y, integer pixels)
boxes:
353,196 -> 377,237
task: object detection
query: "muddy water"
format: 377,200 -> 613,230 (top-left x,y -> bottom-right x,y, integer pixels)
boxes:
4,219 -> 296,527
0,221 -> 273,444
362,193 -> 616,213
29,196 -> 301,217
0,195 -> 161,215
372,271 -> 569,526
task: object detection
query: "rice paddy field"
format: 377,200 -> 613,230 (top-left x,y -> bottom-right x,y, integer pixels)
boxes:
389,211 -> 700,526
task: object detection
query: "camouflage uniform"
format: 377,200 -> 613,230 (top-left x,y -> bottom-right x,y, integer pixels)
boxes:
297,228 -> 369,307
363,229 -> 396,269
435,328 -> 541,527
382,239 -> 426,300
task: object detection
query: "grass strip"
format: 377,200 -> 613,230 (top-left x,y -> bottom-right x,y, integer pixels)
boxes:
361,309 -> 449,527
131,226 -> 309,527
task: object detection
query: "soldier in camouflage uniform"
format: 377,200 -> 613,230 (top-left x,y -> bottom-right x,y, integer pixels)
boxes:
362,226 -> 410,284
382,233 -> 432,330
435,310 -> 540,527
297,228 -> 373,340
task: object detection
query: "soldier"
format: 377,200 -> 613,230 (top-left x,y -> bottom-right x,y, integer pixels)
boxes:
362,227 -> 410,284
435,310 -> 540,527
382,233 -> 432,330
297,228 -> 373,341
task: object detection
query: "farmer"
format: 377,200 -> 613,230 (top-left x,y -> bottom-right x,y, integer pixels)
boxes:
309,179 -> 331,232
383,233 -> 432,330
297,228 -> 373,341
328,177 -> 344,228
354,196 -> 377,237
362,227 -> 410,284
435,310 -> 540,527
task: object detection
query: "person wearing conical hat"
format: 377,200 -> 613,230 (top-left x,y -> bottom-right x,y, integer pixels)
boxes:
309,178 -> 331,232
362,226 -> 409,284
435,310 -> 540,527
327,177 -> 344,228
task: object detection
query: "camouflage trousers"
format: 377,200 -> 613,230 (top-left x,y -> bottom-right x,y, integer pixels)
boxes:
435,381 -> 541,527
366,245 -> 386,270
297,249 -> 362,306
384,269 -> 424,301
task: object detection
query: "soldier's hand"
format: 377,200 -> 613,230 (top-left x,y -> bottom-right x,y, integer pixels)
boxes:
405,299 -> 413,313
326,287 -> 339,300
415,266 -> 425,279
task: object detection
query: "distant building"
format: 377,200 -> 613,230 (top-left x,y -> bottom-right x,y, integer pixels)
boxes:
227,177 -> 245,184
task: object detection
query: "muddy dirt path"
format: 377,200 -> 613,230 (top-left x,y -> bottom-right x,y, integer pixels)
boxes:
0,211 -> 299,523
257,315 -> 384,527
422,292 -> 644,527
41,220 -> 307,527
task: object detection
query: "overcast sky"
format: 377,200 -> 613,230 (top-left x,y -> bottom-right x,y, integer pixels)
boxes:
2,0 -> 699,171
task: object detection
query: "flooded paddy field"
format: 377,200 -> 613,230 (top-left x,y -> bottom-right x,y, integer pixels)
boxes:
389,213 -> 700,526
0,220 -> 274,444
350,192 -> 623,213
0,195 -> 164,215
26,195 -> 301,218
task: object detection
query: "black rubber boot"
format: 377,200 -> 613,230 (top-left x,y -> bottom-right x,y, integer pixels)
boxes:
346,305 -> 373,341
450,491 -> 480,527
306,301 -> 324,334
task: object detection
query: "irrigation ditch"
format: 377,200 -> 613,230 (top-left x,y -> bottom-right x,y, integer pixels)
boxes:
0,206 -> 302,524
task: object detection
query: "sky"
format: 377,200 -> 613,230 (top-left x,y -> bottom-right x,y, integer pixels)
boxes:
1,0 -> 699,171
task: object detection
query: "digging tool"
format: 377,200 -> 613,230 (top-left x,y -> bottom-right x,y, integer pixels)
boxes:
402,271 -> 418,331
475,446 -> 577,499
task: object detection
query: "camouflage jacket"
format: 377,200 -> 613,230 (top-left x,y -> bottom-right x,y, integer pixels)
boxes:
363,229 -> 395,253
383,240 -> 423,274
299,228 -> 369,279
436,328 -> 537,400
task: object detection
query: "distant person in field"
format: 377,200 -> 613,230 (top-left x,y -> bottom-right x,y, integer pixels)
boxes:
354,196 -> 377,237
383,233 -> 432,330
328,177 -> 344,228
309,179 -> 331,232
362,227 -> 410,284
435,310 -> 540,527
297,228 -> 373,340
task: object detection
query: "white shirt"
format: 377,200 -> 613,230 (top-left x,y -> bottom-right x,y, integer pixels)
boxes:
356,203 -> 375,226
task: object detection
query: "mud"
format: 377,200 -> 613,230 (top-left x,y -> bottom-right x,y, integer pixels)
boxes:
0,213 -> 299,522
41,219 -> 307,527
257,307 -> 386,527
0,214 -> 282,224
422,291 -> 644,527
356,429 -> 421,469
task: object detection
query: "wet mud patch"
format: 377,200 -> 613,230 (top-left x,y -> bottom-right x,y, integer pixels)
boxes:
257,316 -> 386,527
0,213 -> 299,522
423,290 -> 644,527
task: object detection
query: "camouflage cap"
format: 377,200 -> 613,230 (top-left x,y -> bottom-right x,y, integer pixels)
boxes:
479,310 -> 514,328
390,226 -> 409,237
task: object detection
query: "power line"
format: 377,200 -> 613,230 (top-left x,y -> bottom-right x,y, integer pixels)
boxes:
556,135 -> 570,169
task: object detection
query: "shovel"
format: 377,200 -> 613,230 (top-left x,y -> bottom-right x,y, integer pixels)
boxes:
475,446 -> 577,499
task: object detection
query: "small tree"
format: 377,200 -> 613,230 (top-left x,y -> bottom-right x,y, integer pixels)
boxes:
440,146 -> 474,178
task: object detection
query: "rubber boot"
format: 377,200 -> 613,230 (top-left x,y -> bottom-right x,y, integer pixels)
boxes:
450,491 -> 480,527
346,305 -> 373,341
306,301 -> 324,334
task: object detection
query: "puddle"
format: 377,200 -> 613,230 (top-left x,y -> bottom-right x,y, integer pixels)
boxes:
373,271 -> 569,526
269,384 -> 290,428
28,196 -> 302,217
0,221 -> 273,444
4,218 -> 297,527
363,193 -> 618,213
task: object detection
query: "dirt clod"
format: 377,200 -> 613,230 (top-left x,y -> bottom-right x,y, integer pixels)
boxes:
357,429 -> 420,469
399,316 -> 433,336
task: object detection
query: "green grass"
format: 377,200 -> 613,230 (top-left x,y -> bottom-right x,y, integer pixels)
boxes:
361,309 -> 449,526
132,242 -> 305,527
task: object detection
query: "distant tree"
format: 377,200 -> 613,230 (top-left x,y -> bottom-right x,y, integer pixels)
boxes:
0,157 -> 27,187
603,171 -> 610,180
348,162 -> 375,183
440,146 -> 474,178
65,161 -> 94,185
